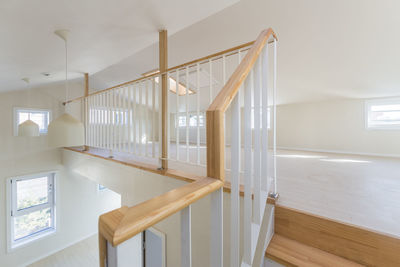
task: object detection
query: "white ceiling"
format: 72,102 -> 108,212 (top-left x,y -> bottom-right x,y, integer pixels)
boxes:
3,0 -> 400,105
0,0 -> 238,92
89,0 -> 400,105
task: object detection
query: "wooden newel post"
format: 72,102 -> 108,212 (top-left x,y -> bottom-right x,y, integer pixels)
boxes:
159,30 -> 168,169
83,73 -> 89,151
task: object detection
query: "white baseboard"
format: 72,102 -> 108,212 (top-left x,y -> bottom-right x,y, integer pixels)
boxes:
277,146 -> 400,159
22,231 -> 98,267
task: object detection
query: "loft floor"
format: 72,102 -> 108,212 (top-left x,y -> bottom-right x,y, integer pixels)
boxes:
67,145 -> 400,239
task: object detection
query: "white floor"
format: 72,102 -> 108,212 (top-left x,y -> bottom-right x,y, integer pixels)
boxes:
28,235 -> 98,267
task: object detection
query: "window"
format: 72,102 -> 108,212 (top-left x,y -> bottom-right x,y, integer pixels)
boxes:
7,172 -> 56,250
98,184 -> 108,192
177,113 -> 205,127
366,98 -> 400,129
251,107 -> 271,129
14,108 -> 51,135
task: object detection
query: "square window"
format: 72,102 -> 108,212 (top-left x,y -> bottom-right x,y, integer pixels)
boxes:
366,98 -> 400,130
14,108 -> 51,135
8,172 -> 56,250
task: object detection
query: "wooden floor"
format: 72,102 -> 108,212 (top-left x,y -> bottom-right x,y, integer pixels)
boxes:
266,234 -> 363,267
29,235 -> 98,267
66,146 -> 400,239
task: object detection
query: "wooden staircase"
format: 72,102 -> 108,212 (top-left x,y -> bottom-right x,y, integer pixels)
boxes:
266,205 -> 400,267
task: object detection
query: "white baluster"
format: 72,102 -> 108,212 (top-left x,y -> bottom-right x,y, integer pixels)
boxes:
185,66 -> 189,163
139,82 -> 143,156
210,188 -> 223,267
261,46 -> 269,193
145,80 -> 149,157
128,85 -> 132,154
152,77 -> 156,158
123,87 -> 127,152
176,70 -> 180,161
243,70 -> 253,265
209,59 -> 212,105
181,206 -> 192,267
273,39 -> 277,194
133,83 -> 137,155
230,51 -> 241,267
196,63 -> 200,165
107,91 -> 111,154
253,59 -> 262,225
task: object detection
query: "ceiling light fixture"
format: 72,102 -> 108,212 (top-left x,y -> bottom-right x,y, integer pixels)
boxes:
48,29 -> 84,148
18,78 -> 40,137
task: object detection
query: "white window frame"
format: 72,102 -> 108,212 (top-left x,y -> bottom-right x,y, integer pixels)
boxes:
13,107 -> 52,136
365,98 -> 400,130
176,112 -> 206,128
6,171 -> 57,252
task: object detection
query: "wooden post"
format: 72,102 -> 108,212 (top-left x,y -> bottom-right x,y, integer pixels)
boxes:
83,73 -> 89,151
159,30 -> 168,169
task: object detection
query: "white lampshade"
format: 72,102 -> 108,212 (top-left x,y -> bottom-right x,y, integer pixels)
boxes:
48,113 -> 84,147
18,120 -> 40,137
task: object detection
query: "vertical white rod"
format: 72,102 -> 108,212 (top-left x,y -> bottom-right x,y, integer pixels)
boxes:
210,188 -> 223,267
231,91 -> 240,267
243,70 -> 253,265
176,70 -> 180,161
85,98 -> 88,146
152,77 -> 156,158
113,90 -> 117,152
145,80 -> 149,157
273,39 -> 277,194
157,75 -> 162,162
261,46 -> 269,192
139,82 -> 143,156
196,63 -> 200,165
118,88 -> 122,152
167,73 -> 170,161
185,66 -> 189,162
209,59 -> 212,105
101,93 -> 104,148
94,94 -> 100,147
88,96 -> 91,147
123,87 -> 127,152
181,206 -> 192,267
107,91 -> 111,153
253,59 -> 262,225
128,85 -> 132,153
133,83 -> 137,155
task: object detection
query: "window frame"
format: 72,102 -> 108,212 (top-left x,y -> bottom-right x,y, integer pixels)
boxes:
365,98 -> 400,130
176,112 -> 206,128
6,171 -> 57,252
13,107 -> 52,136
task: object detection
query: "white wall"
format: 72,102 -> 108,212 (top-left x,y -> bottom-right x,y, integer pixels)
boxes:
276,99 -> 400,157
0,83 -> 121,267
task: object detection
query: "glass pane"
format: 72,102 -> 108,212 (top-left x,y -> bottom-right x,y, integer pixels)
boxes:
30,113 -> 46,131
371,111 -> 400,122
18,112 -> 29,124
17,177 -> 48,210
14,208 -> 52,241
371,104 -> 400,112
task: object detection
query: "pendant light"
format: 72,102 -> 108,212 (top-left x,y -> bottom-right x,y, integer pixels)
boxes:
18,78 -> 40,137
48,29 -> 84,147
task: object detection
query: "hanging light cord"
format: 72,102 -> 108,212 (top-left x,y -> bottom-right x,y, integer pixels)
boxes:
65,38 -> 68,105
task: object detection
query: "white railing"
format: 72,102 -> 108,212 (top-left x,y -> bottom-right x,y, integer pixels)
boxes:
165,44 -> 253,171
85,75 -> 162,162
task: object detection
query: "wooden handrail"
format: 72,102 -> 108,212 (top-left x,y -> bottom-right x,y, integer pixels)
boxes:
63,41 -> 254,105
99,177 -> 223,247
206,28 -> 277,180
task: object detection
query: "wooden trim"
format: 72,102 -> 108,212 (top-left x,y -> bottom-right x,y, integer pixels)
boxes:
206,28 -> 277,182
275,205 -> 400,266
63,41 -> 256,105
206,109 -> 224,180
266,234 -> 363,267
208,28 -> 276,113
160,30 -> 168,170
99,177 -> 223,246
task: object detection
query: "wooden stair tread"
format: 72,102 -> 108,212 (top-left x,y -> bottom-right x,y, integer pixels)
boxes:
266,234 -> 363,267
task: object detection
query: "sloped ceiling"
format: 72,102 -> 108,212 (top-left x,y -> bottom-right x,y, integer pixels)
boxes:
0,0 -> 239,92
